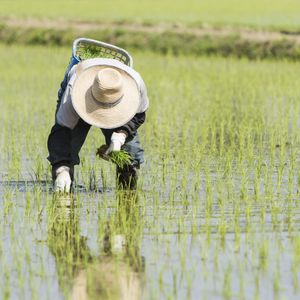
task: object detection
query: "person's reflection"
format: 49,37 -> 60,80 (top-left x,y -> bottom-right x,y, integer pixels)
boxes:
47,192 -> 144,300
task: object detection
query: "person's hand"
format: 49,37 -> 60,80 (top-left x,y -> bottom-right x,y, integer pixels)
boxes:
104,132 -> 127,156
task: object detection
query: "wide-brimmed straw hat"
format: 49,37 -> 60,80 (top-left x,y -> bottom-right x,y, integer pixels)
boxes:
72,65 -> 140,129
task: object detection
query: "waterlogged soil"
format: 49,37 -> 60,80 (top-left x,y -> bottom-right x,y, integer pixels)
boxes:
1,166 -> 300,300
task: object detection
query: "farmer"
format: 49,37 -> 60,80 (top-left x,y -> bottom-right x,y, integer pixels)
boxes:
47,56 -> 149,193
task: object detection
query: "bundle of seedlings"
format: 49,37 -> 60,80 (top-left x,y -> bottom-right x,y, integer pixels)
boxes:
76,44 -> 112,60
96,145 -> 132,169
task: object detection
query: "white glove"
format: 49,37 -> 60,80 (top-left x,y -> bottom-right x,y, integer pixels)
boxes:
105,132 -> 126,155
54,166 -> 72,193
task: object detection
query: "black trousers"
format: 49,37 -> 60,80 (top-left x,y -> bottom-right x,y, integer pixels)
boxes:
47,119 -> 144,172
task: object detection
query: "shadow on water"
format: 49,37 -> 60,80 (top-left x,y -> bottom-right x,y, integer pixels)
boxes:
47,191 -> 144,300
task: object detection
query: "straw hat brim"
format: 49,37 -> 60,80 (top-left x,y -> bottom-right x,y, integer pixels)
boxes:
72,65 -> 140,129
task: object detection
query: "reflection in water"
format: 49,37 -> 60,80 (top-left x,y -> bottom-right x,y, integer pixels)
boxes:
47,192 -> 144,300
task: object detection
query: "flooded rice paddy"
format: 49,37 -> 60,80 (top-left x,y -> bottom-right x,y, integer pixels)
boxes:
1,45 -> 300,299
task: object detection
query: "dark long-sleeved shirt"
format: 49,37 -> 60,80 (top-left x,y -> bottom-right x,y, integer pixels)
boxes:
116,112 -> 146,138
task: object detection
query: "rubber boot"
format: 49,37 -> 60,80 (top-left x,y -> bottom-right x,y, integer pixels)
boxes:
116,165 -> 138,190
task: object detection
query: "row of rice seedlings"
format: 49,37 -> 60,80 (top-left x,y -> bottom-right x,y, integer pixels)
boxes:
2,44 -> 300,298
1,187 -> 296,299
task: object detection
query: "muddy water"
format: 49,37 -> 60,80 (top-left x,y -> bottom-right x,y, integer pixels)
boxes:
2,45 -> 300,299
1,172 -> 300,300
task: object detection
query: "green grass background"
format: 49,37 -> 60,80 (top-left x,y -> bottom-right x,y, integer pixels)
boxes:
1,0 -> 300,30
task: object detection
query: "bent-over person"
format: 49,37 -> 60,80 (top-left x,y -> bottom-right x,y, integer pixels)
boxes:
47,57 -> 149,193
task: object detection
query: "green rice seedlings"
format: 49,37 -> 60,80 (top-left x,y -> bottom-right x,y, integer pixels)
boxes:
3,187 -> 14,219
237,259 -> 245,300
77,44 -> 114,60
273,267 -> 281,295
4,44 -> 300,299
258,239 -> 269,271
270,201 -> 280,230
292,264 -> 299,292
285,204 -> 293,234
213,245 -> 220,273
77,46 -> 101,60
32,154 -> 45,181
110,151 -> 132,169
218,218 -> 227,248
287,166 -> 294,198
172,269 -> 178,298
96,145 -> 132,169
234,223 -> 241,251
253,163 -> 262,201
239,168 -> 249,201
291,237 -> 300,291
222,264 -> 232,300
254,271 -> 260,300
178,236 -> 188,271
2,264 -> 11,300
190,209 -> 198,236
185,270 -> 193,300
244,203 -> 252,232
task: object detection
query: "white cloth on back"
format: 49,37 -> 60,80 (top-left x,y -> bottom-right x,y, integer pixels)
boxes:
56,58 -> 149,129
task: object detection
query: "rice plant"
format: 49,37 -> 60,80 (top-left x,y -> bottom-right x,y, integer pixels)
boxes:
1,44 -> 300,299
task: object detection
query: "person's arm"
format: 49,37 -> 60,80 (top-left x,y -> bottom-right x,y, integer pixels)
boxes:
115,112 -> 146,139
104,74 -> 149,155
102,112 -> 146,156
116,76 -> 149,139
